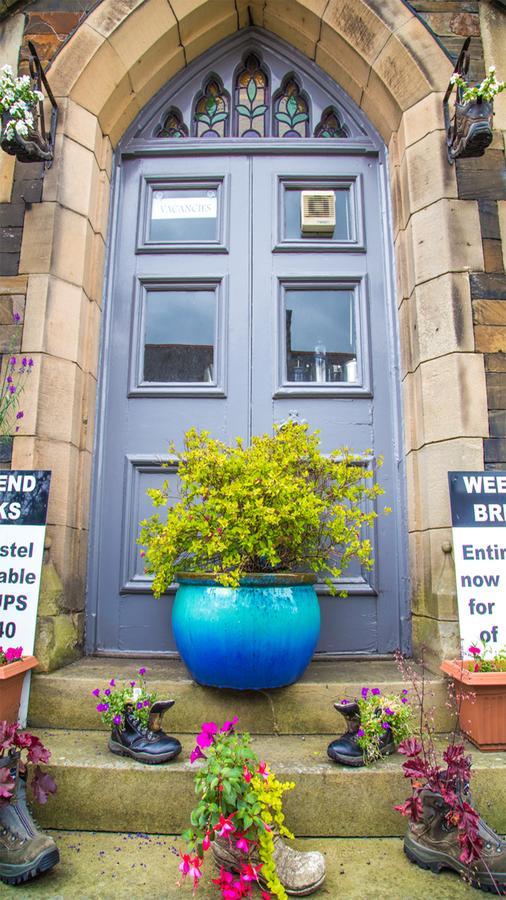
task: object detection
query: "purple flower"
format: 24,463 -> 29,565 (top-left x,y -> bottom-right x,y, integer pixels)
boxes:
143,700 -> 150,707
136,701 -> 143,709
28,359 -> 33,367
340,699 -> 349,705
357,728 -> 365,737
21,357 -> 27,367
6,376 -> 12,384
361,688 -> 369,699
401,697 -> 408,704
12,312 -> 21,323
130,681 -> 136,688
190,745 -> 206,765
371,688 -> 381,696
92,689 -> 100,697
9,357 -> 16,366
138,667 -> 146,676
382,722 -> 390,730
113,714 -> 122,726
384,707 -> 394,716
96,703 -> 109,713
16,411 -> 23,420
109,679 -> 116,687
104,689 -> 111,696
401,689 -> 408,695
9,385 -> 15,394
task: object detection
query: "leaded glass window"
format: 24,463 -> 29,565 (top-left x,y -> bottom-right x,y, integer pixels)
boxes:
314,106 -> 349,138
194,77 -> 229,138
155,108 -> 188,138
234,54 -> 269,137
273,76 -> 309,138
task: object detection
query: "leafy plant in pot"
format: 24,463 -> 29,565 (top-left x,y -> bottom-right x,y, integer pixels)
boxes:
441,643 -> 506,751
0,647 -> 38,724
139,422 -> 386,690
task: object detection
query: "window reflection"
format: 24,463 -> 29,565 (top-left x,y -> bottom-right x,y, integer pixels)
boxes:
284,290 -> 357,383
143,290 -> 216,383
284,188 -> 349,240
149,189 -> 218,242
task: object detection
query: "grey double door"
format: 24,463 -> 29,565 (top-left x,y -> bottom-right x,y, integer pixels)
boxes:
91,150 -> 405,656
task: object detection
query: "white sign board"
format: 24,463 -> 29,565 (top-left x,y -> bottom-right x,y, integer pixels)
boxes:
0,471 -> 50,654
152,195 -> 217,220
449,471 -> 506,653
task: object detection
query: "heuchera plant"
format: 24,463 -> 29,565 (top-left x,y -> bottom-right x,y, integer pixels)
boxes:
0,721 -> 56,806
466,643 -> 506,673
450,65 -> 505,104
91,667 -> 157,730
0,646 -> 23,666
179,717 -> 295,899
348,686 -> 412,764
0,314 -> 34,440
0,65 -> 43,142
394,654 -> 483,866
140,422 -> 388,594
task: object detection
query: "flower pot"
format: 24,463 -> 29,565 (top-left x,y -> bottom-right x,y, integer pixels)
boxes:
447,98 -> 493,161
1,111 -> 52,162
441,659 -> 506,751
0,656 -> 38,723
172,573 -> 320,690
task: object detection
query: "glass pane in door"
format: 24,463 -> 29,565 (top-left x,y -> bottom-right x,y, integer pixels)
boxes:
284,288 -> 357,383
143,288 -> 216,383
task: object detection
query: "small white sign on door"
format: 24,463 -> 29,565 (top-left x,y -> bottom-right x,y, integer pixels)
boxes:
152,194 -> 217,219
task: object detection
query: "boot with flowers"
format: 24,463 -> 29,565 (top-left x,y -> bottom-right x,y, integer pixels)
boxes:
178,716 -> 325,899
327,687 -> 412,766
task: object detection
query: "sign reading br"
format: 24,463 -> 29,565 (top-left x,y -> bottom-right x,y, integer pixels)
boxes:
449,472 -> 506,651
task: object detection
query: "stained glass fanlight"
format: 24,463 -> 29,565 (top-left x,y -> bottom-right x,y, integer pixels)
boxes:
314,106 -> 349,138
194,77 -> 229,138
234,53 -> 269,137
273,75 -> 310,138
155,108 -> 188,138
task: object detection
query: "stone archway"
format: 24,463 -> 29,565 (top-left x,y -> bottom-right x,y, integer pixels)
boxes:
15,0 -> 489,668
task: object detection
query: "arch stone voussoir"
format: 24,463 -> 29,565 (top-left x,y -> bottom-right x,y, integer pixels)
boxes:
34,0 -> 480,668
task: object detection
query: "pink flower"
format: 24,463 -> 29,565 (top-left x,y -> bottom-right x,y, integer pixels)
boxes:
5,647 -> 22,662
257,761 -> 269,780
190,745 -> 206,764
240,862 -> 263,882
109,679 -> 116,687
235,833 -> 249,853
468,645 -> 481,657
196,721 -> 217,749
243,765 -> 252,783
202,831 -> 211,852
220,715 -> 239,733
214,813 -> 236,838
189,855 -> 203,886
178,852 -> 191,876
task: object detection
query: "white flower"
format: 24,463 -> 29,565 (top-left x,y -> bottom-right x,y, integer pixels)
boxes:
15,120 -> 28,137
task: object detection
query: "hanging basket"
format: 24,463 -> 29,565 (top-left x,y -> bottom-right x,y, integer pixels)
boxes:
1,111 -> 53,163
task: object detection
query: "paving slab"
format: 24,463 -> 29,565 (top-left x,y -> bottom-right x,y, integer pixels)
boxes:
6,832 -> 482,900
28,658 -> 454,733
29,730 -> 506,837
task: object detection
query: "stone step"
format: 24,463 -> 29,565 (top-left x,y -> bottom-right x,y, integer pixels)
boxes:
13,831 -> 480,899
28,657 -> 454,734
31,729 -> 506,838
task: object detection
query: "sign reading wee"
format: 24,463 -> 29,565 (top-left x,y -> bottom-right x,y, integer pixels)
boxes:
0,470 -> 51,654
449,471 -> 506,652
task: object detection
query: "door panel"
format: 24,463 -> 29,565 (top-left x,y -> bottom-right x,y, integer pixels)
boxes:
92,151 -> 403,655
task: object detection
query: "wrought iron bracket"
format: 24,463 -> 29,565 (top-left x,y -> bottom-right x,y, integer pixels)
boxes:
1,41 -> 58,167
27,40 -> 58,168
443,37 -> 493,164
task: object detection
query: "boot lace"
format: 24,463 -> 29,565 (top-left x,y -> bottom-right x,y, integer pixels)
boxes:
0,824 -> 26,846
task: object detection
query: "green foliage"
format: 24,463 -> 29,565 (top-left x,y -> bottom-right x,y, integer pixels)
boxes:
253,772 -> 294,900
139,422 -> 387,595
92,669 -> 157,730
451,65 -> 505,104
356,689 -> 413,765
466,642 -> 506,673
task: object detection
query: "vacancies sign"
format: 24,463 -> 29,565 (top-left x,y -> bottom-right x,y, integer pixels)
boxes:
0,471 -> 50,653
449,471 -> 506,651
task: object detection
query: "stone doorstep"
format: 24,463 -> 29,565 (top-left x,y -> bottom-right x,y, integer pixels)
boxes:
28,658 -> 455,734
29,730 -> 506,839
8,832 -> 481,900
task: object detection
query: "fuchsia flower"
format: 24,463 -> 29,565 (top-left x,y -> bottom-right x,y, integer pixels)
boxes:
179,852 -> 191,876
240,862 -> 263,882
188,855 -> 203,887
202,831 -> 211,852
257,762 -> 269,780
214,813 -> 236,838
243,765 -> 252,783
196,721 -> 218,749
235,833 -> 250,854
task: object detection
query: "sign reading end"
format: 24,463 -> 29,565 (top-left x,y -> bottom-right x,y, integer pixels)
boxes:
0,470 -> 51,655
449,471 -> 506,653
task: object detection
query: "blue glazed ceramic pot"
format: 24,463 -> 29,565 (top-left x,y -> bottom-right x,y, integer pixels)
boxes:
172,573 -> 320,690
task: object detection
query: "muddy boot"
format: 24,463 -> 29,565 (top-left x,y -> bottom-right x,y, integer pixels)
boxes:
108,700 -> 182,764
404,788 -> 506,893
327,700 -> 395,766
0,760 -> 59,885
212,833 -> 325,896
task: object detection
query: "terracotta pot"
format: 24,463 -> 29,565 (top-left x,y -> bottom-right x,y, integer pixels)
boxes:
0,656 -> 38,723
441,658 -> 506,751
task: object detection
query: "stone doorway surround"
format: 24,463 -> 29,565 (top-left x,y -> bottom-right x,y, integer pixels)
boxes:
12,0 -> 489,671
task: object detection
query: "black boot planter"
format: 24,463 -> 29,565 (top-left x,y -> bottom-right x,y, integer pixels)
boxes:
108,700 -> 182,764
327,701 -> 395,767
0,757 -> 59,886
